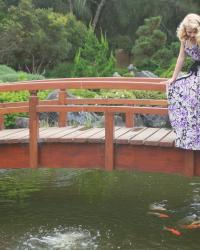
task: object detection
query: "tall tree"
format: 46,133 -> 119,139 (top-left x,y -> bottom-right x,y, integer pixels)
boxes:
132,16 -> 167,68
0,0 -> 88,73
92,0 -> 107,30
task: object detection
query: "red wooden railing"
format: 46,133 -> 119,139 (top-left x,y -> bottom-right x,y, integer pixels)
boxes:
0,77 -> 168,170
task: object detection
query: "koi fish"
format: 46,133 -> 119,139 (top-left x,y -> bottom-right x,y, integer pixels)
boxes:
181,223 -> 200,229
164,226 -> 182,236
147,212 -> 170,218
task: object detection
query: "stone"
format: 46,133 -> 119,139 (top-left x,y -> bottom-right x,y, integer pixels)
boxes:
134,114 -> 171,128
15,117 -> 29,128
135,70 -> 158,78
39,90 -> 102,127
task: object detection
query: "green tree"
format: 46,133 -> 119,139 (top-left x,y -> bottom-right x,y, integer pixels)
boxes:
132,16 -> 167,69
0,0 -> 88,73
72,27 -> 116,77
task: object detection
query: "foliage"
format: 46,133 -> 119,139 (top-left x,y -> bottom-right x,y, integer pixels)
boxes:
0,1 -> 88,73
132,16 -> 167,69
99,0 -> 198,47
160,56 -> 193,78
72,28 -> 116,77
99,89 -> 135,99
2,0 -> 200,50
0,65 -> 44,82
70,87 -> 165,100
110,34 -> 133,52
0,64 -> 49,128
45,62 -> 74,78
0,90 -> 50,128
69,89 -> 97,98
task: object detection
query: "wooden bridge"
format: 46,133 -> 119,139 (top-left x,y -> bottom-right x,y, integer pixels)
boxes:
0,77 -> 199,176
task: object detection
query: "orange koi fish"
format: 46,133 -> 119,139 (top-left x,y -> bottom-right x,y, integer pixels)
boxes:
164,226 -> 182,236
181,223 -> 200,229
147,212 -> 170,218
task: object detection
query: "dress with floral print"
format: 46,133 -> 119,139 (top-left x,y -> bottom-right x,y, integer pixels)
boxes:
167,41 -> 200,150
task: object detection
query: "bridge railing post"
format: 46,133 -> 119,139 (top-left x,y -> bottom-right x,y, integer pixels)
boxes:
29,91 -> 39,168
105,111 -> 114,171
125,112 -> 134,127
58,89 -> 67,127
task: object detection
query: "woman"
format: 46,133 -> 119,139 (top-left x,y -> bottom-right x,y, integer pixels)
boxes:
163,13 -> 200,150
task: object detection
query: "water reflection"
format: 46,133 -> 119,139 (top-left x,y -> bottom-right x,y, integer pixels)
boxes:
0,169 -> 200,249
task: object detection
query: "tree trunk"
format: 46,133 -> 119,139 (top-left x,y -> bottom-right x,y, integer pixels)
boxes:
68,0 -> 73,13
92,0 -> 106,30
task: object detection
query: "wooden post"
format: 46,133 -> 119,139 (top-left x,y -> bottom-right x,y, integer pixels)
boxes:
58,89 -> 67,127
105,112 -> 114,171
125,112 -> 134,127
29,91 -> 39,168
184,150 -> 194,177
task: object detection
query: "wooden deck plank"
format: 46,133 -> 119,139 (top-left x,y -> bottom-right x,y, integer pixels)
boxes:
39,127 -> 65,138
71,127 -> 129,143
58,127 -> 96,142
39,127 -> 84,142
0,129 -> 29,143
115,127 -> 147,144
72,127 -> 104,143
114,127 -> 132,139
159,130 -> 176,147
44,126 -> 84,142
130,127 -> 160,145
144,128 -> 172,146
0,128 -> 26,138
0,128 -> 47,143
87,127 -> 121,143
85,128 -> 105,143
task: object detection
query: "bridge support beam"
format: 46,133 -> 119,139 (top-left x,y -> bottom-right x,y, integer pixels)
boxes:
58,89 -> 67,127
29,91 -> 39,168
105,112 -> 114,171
184,150 -> 194,177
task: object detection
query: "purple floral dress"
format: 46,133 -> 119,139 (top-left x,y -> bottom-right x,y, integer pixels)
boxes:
167,41 -> 200,150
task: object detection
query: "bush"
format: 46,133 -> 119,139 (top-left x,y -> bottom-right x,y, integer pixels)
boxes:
46,62 -> 74,78
0,64 -> 46,127
0,65 -> 16,74
160,56 -> 193,78
110,35 -> 133,52
72,28 -> 116,77
132,16 -> 167,68
0,65 -> 44,82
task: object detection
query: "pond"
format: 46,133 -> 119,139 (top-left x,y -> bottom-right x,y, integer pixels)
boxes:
0,169 -> 200,249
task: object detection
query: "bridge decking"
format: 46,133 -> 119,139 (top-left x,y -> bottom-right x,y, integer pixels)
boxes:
0,126 -> 175,146
0,126 -> 200,177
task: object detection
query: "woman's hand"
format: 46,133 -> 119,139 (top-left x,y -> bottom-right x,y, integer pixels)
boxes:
160,78 -> 176,87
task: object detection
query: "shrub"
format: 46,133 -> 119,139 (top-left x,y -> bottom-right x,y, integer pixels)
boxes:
46,62 -> 74,78
72,27 -> 116,77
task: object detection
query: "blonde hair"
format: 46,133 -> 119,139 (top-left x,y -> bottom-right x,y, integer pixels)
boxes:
177,13 -> 200,45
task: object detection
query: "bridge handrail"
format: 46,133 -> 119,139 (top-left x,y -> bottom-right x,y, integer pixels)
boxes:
0,77 -> 167,92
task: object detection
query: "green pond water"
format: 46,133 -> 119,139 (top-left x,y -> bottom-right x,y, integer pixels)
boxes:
0,169 -> 200,250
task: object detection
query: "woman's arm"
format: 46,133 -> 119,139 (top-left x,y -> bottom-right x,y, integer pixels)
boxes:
161,40 -> 186,85
171,40 -> 186,81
